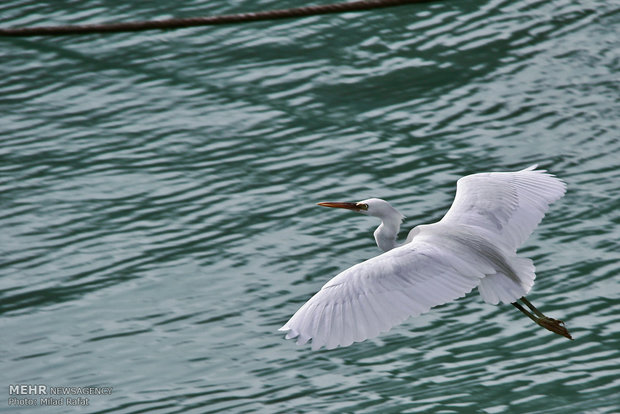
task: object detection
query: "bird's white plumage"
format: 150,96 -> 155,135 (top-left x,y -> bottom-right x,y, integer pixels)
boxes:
280,228 -> 492,350
280,165 -> 566,350
440,165 -> 566,252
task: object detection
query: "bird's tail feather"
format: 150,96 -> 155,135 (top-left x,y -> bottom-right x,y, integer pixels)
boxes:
478,256 -> 535,305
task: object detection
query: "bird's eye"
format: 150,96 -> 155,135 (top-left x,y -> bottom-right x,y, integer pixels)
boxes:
356,203 -> 368,210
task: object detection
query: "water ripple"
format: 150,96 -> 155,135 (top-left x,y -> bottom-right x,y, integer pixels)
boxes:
1,0 -> 619,413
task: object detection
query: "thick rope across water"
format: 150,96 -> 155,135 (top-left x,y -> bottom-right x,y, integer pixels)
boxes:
0,0 -> 437,37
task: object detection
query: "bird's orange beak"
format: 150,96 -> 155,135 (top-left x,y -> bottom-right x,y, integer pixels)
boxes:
317,202 -> 364,211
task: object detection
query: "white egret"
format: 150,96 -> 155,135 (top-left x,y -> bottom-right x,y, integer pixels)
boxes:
279,165 -> 572,350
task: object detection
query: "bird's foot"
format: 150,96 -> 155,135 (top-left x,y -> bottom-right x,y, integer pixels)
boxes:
536,316 -> 573,340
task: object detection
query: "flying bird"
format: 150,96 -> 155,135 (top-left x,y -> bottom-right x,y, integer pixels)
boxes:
279,165 -> 572,350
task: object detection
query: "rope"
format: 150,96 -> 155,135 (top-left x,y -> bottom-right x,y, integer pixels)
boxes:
0,0 -> 436,37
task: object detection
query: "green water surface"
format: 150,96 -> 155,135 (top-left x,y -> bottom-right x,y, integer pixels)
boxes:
1,0 -> 619,413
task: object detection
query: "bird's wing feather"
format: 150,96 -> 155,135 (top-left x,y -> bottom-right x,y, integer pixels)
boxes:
439,165 -> 566,251
279,230 -> 495,350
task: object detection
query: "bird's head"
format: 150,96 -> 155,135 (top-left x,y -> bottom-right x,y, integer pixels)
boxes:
317,198 -> 404,221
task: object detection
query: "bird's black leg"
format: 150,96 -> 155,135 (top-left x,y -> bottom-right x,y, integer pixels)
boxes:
511,301 -> 539,324
512,296 -> 573,340
519,296 -> 545,318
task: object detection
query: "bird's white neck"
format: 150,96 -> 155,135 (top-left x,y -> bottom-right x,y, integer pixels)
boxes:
373,217 -> 401,252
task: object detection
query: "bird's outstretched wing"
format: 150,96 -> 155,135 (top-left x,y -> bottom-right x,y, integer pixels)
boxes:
439,165 -> 566,252
279,230 -> 496,350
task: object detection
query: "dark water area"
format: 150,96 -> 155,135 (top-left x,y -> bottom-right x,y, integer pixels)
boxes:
1,0 -> 619,412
